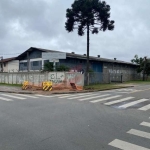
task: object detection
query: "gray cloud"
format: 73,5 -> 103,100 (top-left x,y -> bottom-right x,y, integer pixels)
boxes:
0,0 -> 150,62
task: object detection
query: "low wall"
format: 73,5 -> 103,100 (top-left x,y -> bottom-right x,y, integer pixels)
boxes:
0,72 -> 84,88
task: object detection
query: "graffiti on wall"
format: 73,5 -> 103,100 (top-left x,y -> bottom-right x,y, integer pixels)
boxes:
48,72 -> 65,83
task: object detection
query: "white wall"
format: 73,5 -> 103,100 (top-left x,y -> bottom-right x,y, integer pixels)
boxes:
7,60 -> 19,72
1,60 -> 19,72
0,72 -> 84,86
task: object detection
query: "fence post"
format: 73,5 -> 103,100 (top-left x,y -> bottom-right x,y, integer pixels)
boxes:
121,73 -> 123,83
0,74 -> 2,83
12,73 -> 14,84
109,73 -> 111,83
88,73 -> 89,85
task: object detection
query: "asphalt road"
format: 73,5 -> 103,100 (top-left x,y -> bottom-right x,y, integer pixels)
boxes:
0,85 -> 150,150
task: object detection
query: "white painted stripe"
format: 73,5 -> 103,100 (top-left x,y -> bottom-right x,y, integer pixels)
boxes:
0,94 -> 26,100
0,97 -> 13,101
139,104 -> 150,111
68,93 -> 99,99
119,99 -> 149,108
79,94 -> 110,101
58,93 -> 94,98
90,95 -> 122,103
102,91 -> 128,93
127,129 -> 150,139
108,139 -> 150,150
14,94 -> 38,99
35,94 -> 69,98
104,97 -> 135,105
117,89 -> 129,91
140,122 -> 150,128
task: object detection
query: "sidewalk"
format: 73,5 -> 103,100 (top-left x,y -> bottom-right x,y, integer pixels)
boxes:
0,84 -> 135,95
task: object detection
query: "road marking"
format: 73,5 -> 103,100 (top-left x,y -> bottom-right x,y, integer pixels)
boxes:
130,88 -> 150,93
0,94 -> 26,100
79,94 -> 110,101
90,95 -> 122,103
117,89 -> 133,91
14,94 -> 38,98
68,93 -> 99,99
104,97 -> 134,105
35,94 -> 69,98
127,129 -> 150,139
101,90 -> 129,93
140,122 -> 150,128
119,99 -> 149,108
108,139 -> 150,150
58,93 -> 94,98
0,97 -> 13,101
139,104 -> 150,111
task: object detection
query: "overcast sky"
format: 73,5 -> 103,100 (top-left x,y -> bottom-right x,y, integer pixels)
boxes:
0,0 -> 150,62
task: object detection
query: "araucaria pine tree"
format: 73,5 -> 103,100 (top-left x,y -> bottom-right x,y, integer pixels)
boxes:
65,0 -> 115,85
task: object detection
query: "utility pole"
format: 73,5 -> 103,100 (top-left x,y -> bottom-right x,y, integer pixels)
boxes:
27,52 -> 30,72
0,56 -> 3,72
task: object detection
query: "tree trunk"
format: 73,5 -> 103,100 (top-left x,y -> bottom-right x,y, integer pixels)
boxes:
85,25 -> 90,85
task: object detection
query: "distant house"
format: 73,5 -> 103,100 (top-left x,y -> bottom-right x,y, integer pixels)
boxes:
0,57 -> 19,72
16,47 -> 137,74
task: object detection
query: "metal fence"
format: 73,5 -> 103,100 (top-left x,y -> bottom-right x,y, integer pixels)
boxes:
87,72 -> 142,85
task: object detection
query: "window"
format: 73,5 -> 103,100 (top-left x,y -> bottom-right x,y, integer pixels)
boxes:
4,63 -> 6,67
33,61 -> 39,66
44,60 -> 49,65
23,62 -> 27,67
20,62 -> 27,67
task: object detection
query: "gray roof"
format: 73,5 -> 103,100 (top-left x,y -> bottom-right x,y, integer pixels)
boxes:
17,47 -> 137,66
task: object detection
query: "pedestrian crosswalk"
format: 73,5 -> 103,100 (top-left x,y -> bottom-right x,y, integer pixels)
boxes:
109,139 -> 149,150
102,88 -> 141,93
0,92 -> 150,112
140,122 -> 150,127
119,99 -> 149,109
139,104 -> 150,111
108,118 -> 150,150
90,95 -> 122,103
104,97 -> 135,105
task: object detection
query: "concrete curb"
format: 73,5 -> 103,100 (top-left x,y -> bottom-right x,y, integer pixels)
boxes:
0,86 -> 134,95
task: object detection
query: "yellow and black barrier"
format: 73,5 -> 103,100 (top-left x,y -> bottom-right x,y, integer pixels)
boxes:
22,81 -> 29,90
42,81 -> 53,91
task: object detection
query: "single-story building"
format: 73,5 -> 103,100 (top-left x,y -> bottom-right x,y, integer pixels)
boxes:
16,47 -> 137,75
0,57 -> 19,72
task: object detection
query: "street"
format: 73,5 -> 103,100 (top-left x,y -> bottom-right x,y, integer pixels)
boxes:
0,85 -> 150,150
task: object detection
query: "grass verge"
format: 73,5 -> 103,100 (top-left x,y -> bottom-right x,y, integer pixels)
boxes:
0,83 -> 22,87
123,80 -> 150,84
84,83 -> 128,90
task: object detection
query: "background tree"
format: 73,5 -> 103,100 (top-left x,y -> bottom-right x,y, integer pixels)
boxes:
56,65 -> 70,71
131,55 -> 150,81
65,0 -> 115,85
43,62 -> 54,72
43,62 -> 70,72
